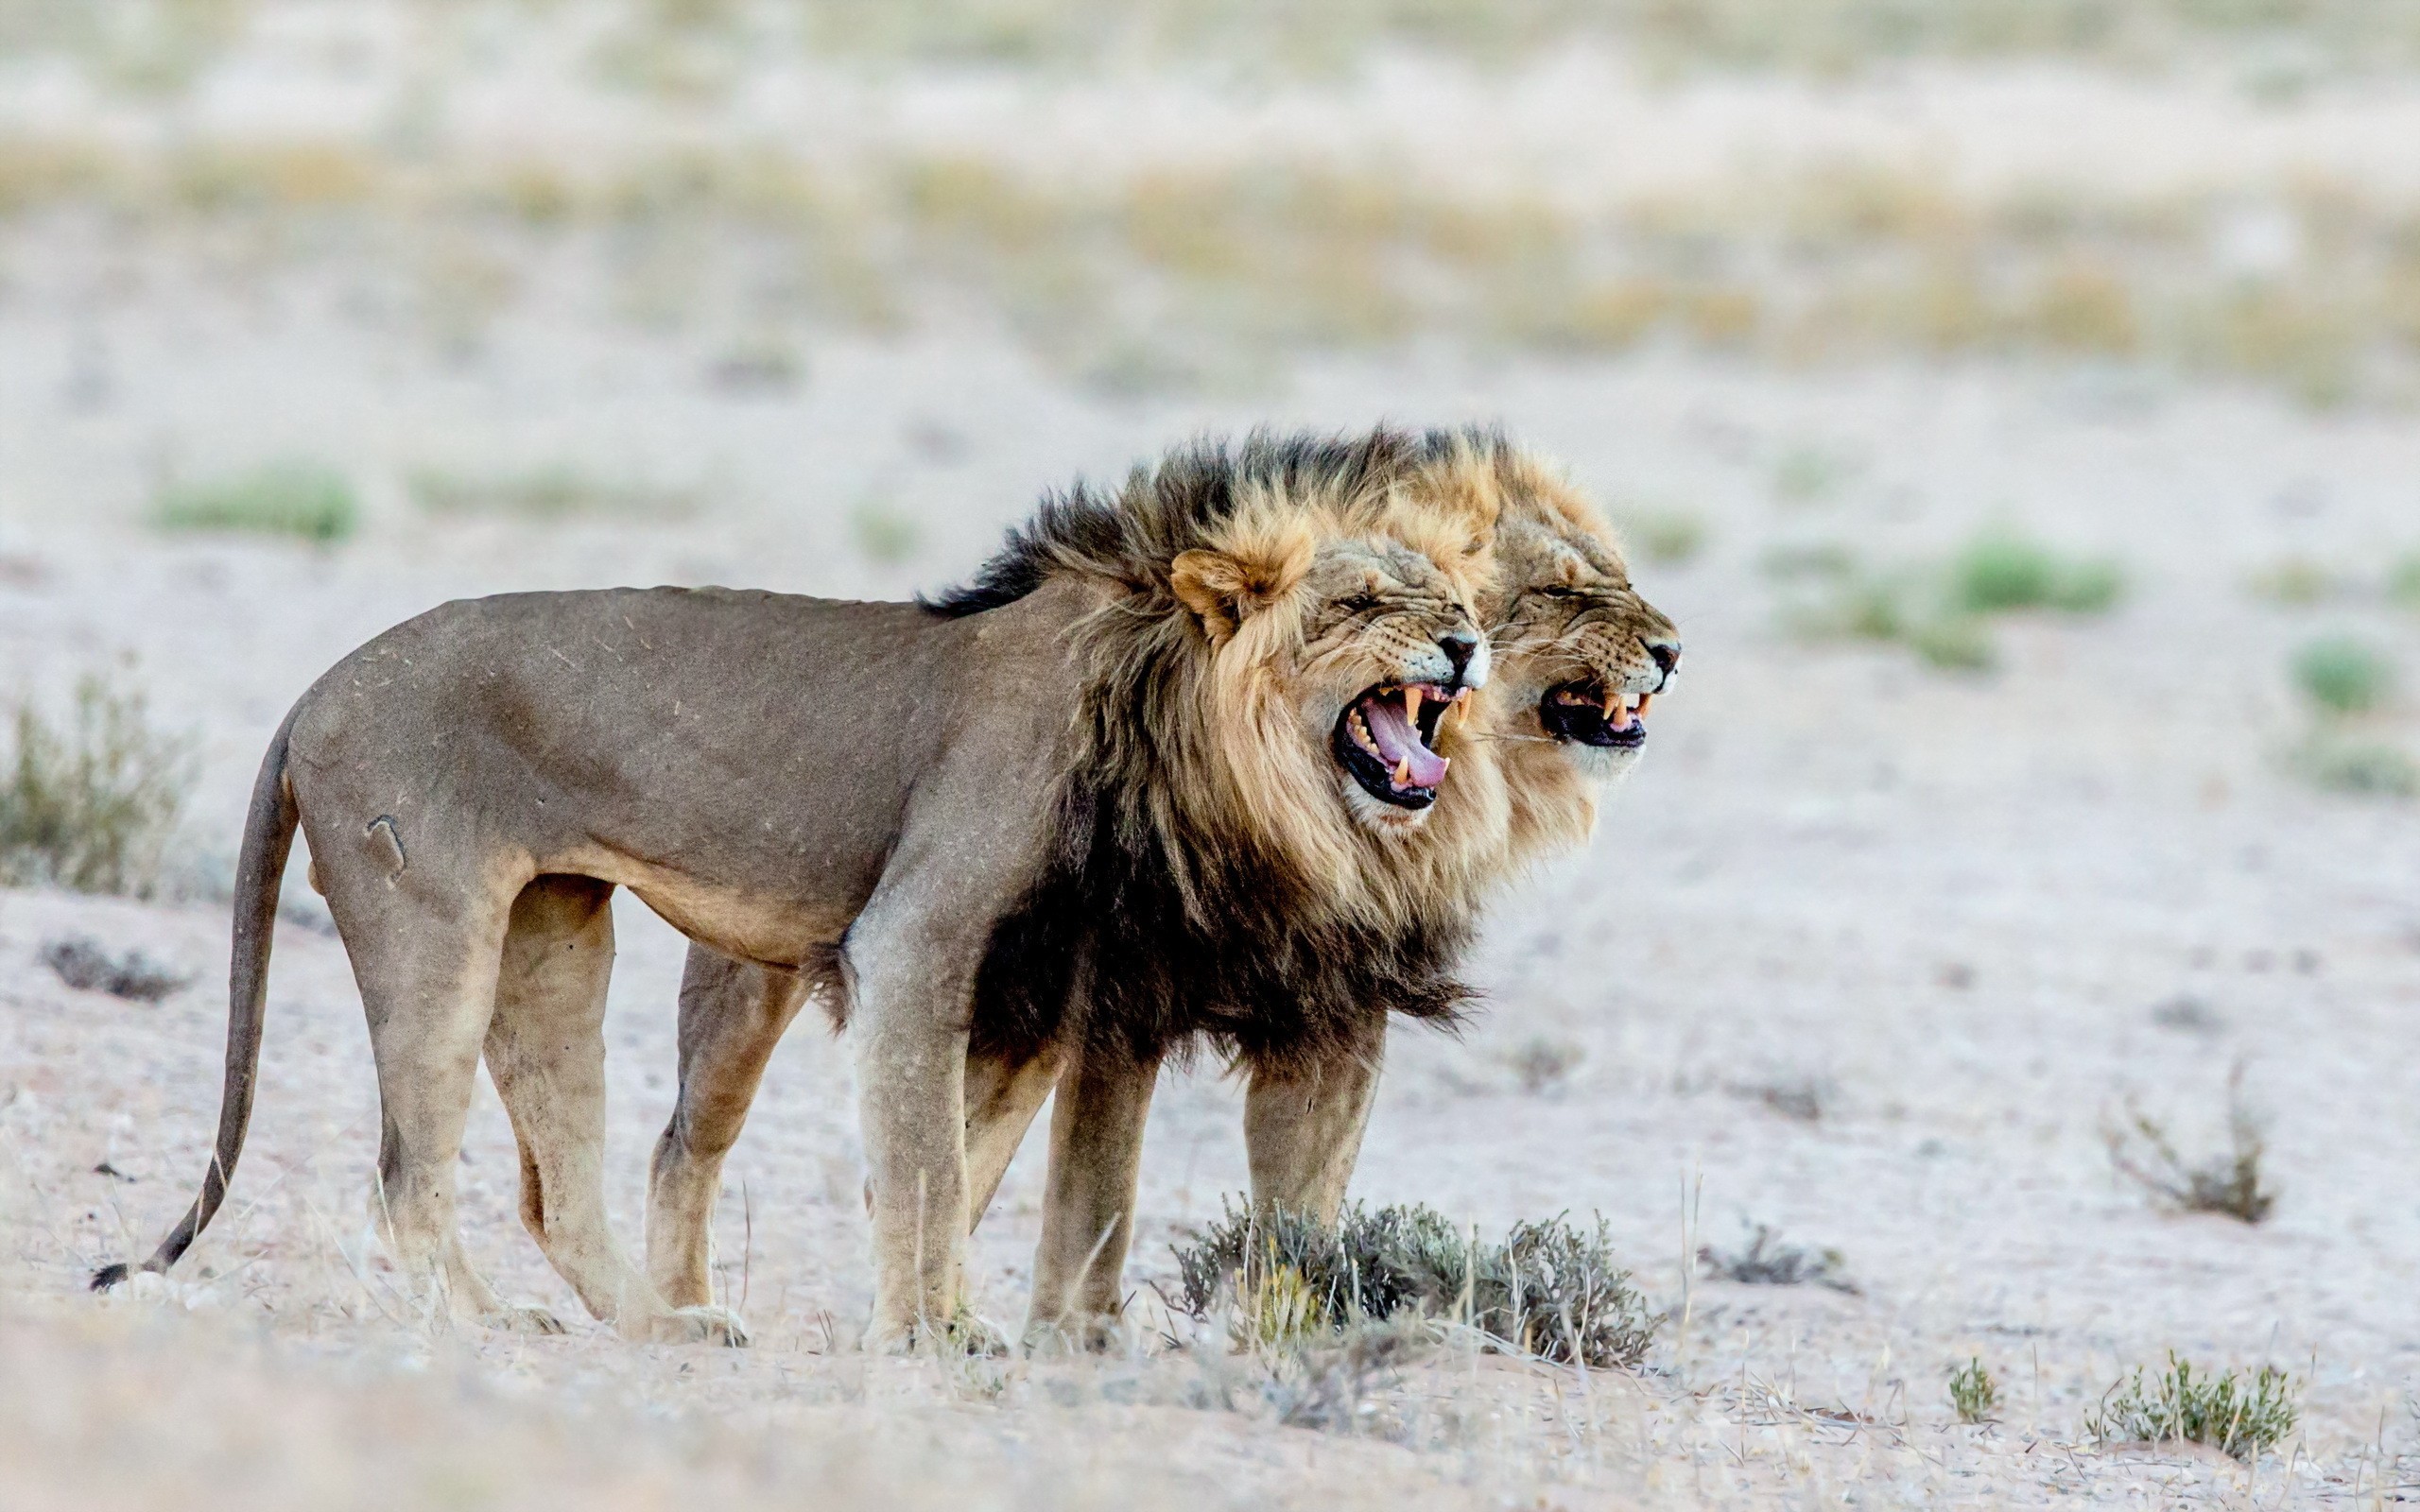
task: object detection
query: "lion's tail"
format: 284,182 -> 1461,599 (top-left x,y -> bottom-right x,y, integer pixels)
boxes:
92,711 -> 302,1292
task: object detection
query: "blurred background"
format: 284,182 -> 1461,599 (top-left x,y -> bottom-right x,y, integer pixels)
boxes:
5,5 -> 2420,1507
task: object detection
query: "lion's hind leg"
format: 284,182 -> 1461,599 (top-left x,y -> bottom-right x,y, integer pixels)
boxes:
336,867 -> 549,1333
486,878 -> 742,1345
644,946 -> 815,1326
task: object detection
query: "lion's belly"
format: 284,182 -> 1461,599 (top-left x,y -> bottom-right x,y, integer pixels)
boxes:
562,847 -> 856,969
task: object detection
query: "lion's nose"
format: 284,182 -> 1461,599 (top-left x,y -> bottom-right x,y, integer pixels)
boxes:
1647,639 -> 1682,689
1439,628 -> 1481,682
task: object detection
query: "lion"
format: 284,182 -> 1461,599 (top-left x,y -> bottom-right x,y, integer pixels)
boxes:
1236,434 -> 1682,1234
645,429 -> 1680,1349
95,432 -> 1510,1350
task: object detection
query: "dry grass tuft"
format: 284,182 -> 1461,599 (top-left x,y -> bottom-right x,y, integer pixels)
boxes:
1170,1198 -> 1658,1369
406,466 -> 700,524
0,676 -> 193,897
1504,1035 -> 1584,1094
1697,1222 -> 1858,1294
2104,1063 -> 2278,1224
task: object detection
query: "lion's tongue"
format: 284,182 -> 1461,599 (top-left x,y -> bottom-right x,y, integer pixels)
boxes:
1363,696 -> 1449,789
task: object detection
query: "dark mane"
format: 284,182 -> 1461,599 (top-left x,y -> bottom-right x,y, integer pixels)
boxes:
920,425 -> 1507,619
954,425 -> 1509,1075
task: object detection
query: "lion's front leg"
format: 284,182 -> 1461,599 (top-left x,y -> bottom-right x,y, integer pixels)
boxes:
1025,1051 -> 1160,1350
846,921 -> 991,1354
1242,1013 -> 1387,1226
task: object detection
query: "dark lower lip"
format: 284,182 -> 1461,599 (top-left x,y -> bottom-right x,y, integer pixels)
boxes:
1540,681 -> 1646,749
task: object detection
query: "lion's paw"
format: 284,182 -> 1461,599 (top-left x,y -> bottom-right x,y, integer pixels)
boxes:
636,1305 -> 751,1348
486,1301 -> 567,1335
860,1310 -> 1006,1358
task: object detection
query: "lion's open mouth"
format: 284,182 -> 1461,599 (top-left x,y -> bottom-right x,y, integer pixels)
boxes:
1335,683 -> 1460,809
1540,679 -> 1651,749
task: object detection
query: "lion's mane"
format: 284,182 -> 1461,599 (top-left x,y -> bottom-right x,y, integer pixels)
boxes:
925,429 -> 1511,1076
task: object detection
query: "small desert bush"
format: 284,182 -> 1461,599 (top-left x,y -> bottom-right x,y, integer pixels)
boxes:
1170,1199 -> 1657,1369
2103,1064 -> 2277,1224
407,466 -> 699,523
1697,1223 -> 1858,1293
1946,532 -> 2125,616
2086,1354 -> 2299,1462
2291,635 -> 2394,716
1505,1035 -> 1583,1094
1948,1358 -> 1999,1424
152,461 -> 358,544
1789,532 -> 2121,672
2292,734 -> 2420,798
40,935 -> 192,1002
0,677 -> 193,897
2387,553 -> 2420,612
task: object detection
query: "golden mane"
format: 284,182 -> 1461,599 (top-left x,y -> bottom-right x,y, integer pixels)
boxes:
934,430 -> 1510,1074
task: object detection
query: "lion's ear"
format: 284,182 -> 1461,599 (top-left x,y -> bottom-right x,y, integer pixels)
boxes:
1169,546 -> 1302,644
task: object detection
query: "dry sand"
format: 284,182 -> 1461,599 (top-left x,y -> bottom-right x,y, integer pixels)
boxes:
4,10 -> 2420,1506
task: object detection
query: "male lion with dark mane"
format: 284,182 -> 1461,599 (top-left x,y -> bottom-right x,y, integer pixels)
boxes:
96,433 -> 1509,1350
648,428 -> 1681,1349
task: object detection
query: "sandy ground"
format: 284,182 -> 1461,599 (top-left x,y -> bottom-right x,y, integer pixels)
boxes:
4,301 -> 2420,1506
4,9 -> 2420,1504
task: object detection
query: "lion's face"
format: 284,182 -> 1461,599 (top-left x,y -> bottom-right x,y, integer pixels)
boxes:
1485,503 -> 1682,782
1170,526 -> 1492,838
1294,538 -> 1491,826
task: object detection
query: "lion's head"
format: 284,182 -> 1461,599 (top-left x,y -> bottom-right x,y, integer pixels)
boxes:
1400,435 -> 1681,860
937,431 -> 1513,1073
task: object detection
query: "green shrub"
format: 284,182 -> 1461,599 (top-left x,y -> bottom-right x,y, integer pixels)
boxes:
2086,1354 -> 2298,1462
2292,636 -> 2394,716
153,461 -> 358,543
1948,532 -> 2124,615
1949,1358 -> 1999,1424
1617,508 -> 1708,567
2387,552 -> 2420,611
852,495 -> 922,564
0,677 -> 193,897
1170,1199 -> 1657,1369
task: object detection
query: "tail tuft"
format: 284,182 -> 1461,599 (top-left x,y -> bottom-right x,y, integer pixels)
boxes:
90,1263 -> 132,1292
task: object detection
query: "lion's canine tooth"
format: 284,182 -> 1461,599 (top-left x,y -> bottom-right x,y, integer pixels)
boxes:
1392,757 -> 1412,786
1636,693 -> 1653,717
1404,686 -> 1423,727
1602,688 -> 1620,720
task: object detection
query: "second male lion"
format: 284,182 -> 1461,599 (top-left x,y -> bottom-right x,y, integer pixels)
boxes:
100,432 -> 1507,1350
1240,434 -> 1682,1229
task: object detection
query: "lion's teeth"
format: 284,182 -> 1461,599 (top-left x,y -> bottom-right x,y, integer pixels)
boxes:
1636,693 -> 1653,717
1404,685 -> 1423,728
1392,757 -> 1412,787
1602,689 -> 1620,720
